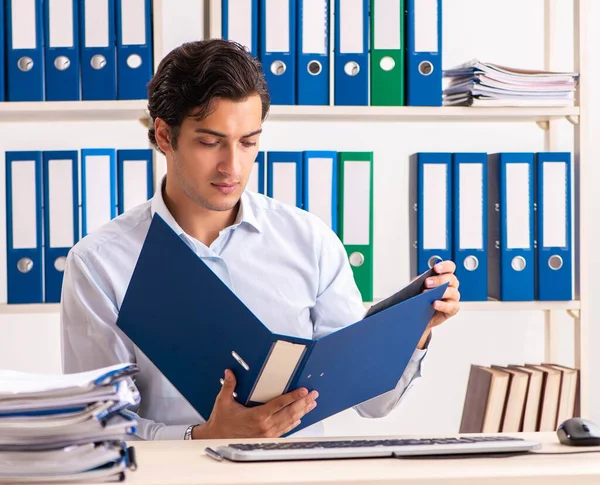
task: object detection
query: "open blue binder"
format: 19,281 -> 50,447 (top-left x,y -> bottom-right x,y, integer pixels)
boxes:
116,215 -> 447,433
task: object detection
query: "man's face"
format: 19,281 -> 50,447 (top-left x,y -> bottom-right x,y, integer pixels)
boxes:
169,95 -> 262,212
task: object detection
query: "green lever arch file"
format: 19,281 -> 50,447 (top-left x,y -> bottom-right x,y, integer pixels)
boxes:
338,152 -> 374,301
370,0 -> 405,106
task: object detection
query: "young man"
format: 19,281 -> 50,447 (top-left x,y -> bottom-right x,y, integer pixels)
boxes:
61,39 -> 460,441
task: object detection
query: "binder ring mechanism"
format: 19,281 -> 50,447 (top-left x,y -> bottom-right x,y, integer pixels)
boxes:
344,61 -> 360,76
271,61 -> 287,76
91,55 -> 107,70
54,56 -> 70,71
231,351 -> 250,371
17,57 -> 34,72
17,258 -> 33,274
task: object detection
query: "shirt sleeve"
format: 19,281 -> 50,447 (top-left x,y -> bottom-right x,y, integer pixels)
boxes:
60,250 -> 196,440
309,225 -> 428,419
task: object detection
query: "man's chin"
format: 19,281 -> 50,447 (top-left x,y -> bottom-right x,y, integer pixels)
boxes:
201,194 -> 240,212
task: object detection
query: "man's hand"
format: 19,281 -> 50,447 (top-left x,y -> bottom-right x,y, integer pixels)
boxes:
417,260 -> 460,349
192,369 -> 318,439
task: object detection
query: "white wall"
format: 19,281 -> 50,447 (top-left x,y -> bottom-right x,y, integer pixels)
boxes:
1,0 -> 598,437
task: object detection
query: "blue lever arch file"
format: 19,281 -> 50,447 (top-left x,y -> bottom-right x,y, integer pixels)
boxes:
0,0 -> 5,101
6,0 -> 45,101
117,214 -> 446,433
536,152 -> 572,301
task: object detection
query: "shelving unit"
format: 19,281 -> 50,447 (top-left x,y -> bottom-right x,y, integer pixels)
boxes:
570,0 -> 589,418
0,0 -> 590,420
204,0 -> 590,420
0,102 -> 580,124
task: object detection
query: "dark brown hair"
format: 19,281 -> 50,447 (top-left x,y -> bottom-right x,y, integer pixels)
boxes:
147,39 -> 271,153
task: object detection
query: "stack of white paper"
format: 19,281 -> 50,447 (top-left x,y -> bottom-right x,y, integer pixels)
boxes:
0,364 -> 140,483
443,60 -> 579,107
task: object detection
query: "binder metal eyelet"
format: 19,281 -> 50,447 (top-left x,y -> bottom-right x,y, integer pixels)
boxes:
307,60 -> 322,76
549,255 -> 563,270
418,60 -> 434,76
17,57 -> 34,72
54,55 -> 70,71
344,61 -> 360,76
349,252 -> 365,267
90,54 -> 107,70
379,56 -> 395,72
271,60 -> 286,76
427,256 -> 442,269
511,256 -> 527,272
54,256 -> 67,272
464,256 -> 479,271
127,54 -> 142,69
17,257 -> 34,274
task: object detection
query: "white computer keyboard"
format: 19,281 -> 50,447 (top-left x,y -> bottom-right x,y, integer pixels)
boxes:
205,435 -> 542,462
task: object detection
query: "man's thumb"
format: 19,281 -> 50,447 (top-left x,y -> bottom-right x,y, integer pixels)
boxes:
218,369 -> 237,400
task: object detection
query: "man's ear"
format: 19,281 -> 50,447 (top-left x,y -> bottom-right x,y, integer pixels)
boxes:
155,119 -> 173,154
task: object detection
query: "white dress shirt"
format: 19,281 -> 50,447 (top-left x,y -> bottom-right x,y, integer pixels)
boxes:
61,181 -> 427,440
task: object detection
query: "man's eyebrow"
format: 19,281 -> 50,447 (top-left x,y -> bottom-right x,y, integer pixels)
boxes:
194,128 -> 227,137
193,128 -> 263,138
241,129 -> 262,138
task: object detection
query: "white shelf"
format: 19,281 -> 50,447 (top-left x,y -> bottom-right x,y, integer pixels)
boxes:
364,300 -> 580,312
0,101 -> 580,124
0,304 -> 60,315
459,300 -> 581,312
0,101 -> 149,123
266,105 -> 580,123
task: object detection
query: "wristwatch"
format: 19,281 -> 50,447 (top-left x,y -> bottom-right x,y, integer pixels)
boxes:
184,425 -> 195,440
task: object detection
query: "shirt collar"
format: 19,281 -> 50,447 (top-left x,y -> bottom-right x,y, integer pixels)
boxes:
150,177 -> 186,236
150,176 -> 263,236
236,190 -> 263,234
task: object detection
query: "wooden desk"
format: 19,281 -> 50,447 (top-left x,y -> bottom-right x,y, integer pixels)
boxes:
112,433 -> 600,485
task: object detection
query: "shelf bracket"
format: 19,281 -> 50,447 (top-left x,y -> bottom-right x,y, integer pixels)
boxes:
536,120 -> 550,131
567,309 -> 580,321
138,114 -> 151,129
544,309 -> 559,363
566,114 -> 580,125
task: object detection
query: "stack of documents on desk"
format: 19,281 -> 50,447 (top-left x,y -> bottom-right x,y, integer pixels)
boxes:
0,363 -> 140,483
443,60 -> 579,107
